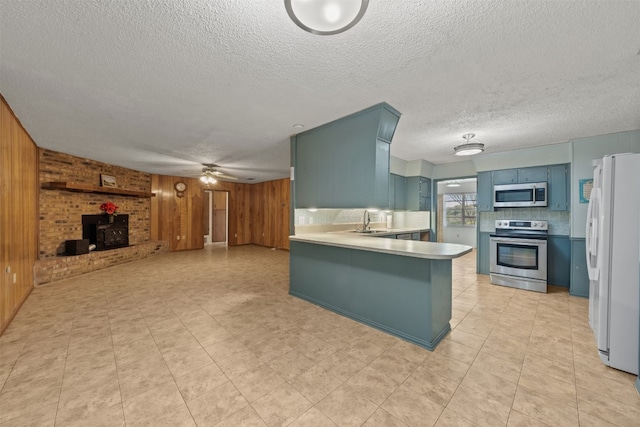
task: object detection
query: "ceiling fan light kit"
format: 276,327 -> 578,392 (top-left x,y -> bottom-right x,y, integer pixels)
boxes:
454,133 -> 485,156
284,0 -> 369,35
199,164 -> 239,183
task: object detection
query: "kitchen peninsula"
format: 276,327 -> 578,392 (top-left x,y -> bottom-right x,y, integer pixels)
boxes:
289,233 -> 472,350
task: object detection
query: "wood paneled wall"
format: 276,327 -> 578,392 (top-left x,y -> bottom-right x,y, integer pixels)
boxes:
151,176 -> 205,251
151,176 -> 290,251
1,95 -> 38,334
250,178 -> 290,250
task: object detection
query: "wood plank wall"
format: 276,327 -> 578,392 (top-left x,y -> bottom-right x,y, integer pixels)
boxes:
151,176 -> 205,251
151,176 -> 290,251
0,95 -> 38,334
250,178 -> 290,250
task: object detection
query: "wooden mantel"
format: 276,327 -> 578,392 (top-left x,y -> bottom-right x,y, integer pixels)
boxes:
42,182 -> 155,198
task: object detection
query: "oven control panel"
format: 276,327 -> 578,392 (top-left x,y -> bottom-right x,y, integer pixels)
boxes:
495,220 -> 548,230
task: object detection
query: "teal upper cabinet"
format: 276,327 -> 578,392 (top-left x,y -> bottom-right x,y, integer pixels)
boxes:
518,166 -> 548,183
477,164 -> 569,212
292,103 -> 401,209
394,174 -> 407,210
477,171 -> 493,211
406,176 -> 431,211
388,174 -> 406,210
493,166 -> 547,185
388,174 -> 396,210
492,169 -> 517,185
549,164 -> 570,211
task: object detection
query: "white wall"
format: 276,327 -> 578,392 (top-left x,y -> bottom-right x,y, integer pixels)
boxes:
473,143 -> 571,172
390,156 -> 408,175
432,161 -> 476,179
571,130 -> 640,237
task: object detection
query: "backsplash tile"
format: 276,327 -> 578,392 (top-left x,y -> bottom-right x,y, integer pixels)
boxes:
294,209 -> 430,234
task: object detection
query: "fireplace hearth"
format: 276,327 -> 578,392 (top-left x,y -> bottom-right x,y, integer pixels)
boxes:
82,214 -> 129,251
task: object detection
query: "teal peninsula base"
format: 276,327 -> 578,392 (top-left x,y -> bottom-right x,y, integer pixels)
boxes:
289,240 -> 459,350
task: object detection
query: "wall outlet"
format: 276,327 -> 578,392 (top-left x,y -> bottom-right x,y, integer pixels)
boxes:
299,216 -> 306,225
235,233 -> 238,238
177,236 -> 181,240
182,235 -> 186,240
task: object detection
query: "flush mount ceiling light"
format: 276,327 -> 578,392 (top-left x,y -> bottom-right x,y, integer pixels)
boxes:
446,180 -> 461,187
454,133 -> 485,156
284,0 -> 369,35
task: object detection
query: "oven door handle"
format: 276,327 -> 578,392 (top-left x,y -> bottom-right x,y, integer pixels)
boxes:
490,237 -> 547,246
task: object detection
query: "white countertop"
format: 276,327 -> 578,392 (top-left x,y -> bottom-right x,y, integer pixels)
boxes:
289,232 -> 472,260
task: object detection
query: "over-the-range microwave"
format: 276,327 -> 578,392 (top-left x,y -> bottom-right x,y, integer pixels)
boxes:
493,182 -> 547,208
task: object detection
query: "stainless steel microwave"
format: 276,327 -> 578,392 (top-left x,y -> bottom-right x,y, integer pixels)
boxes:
494,182 -> 547,208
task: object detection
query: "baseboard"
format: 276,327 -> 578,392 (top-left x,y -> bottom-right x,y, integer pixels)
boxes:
0,285 -> 34,336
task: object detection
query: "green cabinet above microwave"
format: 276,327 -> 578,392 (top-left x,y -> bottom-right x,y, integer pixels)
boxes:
477,164 -> 570,212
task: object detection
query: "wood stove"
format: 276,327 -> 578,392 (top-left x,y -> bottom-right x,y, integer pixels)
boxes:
82,214 -> 129,251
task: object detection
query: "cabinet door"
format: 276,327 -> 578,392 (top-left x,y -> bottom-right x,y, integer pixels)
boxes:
395,175 -> 406,210
388,174 -> 397,210
477,232 -> 491,274
518,166 -> 548,183
406,176 -> 430,211
419,177 -> 431,211
492,169 -> 517,185
405,177 -> 420,211
570,239 -> 589,297
476,171 -> 493,212
549,164 -> 569,211
547,235 -> 570,287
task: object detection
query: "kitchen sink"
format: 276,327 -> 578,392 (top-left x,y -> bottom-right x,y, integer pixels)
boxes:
351,229 -> 387,234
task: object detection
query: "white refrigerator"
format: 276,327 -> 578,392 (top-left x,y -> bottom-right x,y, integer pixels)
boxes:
586,153 -> 640,375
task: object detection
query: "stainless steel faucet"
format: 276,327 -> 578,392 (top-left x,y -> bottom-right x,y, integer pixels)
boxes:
362,210 -> 370,231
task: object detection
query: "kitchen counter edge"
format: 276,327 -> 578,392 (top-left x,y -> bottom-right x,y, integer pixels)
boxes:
289,233 -> 472,260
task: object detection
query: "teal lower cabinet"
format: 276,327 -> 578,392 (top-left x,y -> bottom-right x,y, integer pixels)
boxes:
289,241 -> 452,350
547,235 -> 570,287
570,238 -> 589,297
477,232 -> 491,275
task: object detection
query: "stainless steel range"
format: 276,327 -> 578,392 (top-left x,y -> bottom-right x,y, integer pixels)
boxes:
490,220 -> 548,293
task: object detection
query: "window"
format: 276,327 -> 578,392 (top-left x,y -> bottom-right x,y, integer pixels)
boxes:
444,193 -> 477,227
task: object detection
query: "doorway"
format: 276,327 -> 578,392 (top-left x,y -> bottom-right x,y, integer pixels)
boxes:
204,190 -> 228,245
435,177 -> 477,247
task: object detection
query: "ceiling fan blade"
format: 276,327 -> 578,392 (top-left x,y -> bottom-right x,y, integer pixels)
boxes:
214,173 -> 238,181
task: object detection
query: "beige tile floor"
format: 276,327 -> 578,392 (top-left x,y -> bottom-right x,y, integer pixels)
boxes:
1,245 -> 639,426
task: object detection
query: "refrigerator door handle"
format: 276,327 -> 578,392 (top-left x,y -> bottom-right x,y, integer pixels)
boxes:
586,187 -> 601,280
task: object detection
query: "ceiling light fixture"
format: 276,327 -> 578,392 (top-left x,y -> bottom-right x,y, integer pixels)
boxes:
284,0 -> 369,35
446,181 -> 461,187
454,133 -> 485,156
200,170 -> 218,184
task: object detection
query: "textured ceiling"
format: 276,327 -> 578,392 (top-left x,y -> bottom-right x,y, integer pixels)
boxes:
1,0 -> 639,182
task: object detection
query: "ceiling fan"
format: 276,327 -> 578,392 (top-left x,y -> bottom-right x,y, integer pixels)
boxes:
199,163 -> 238,183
